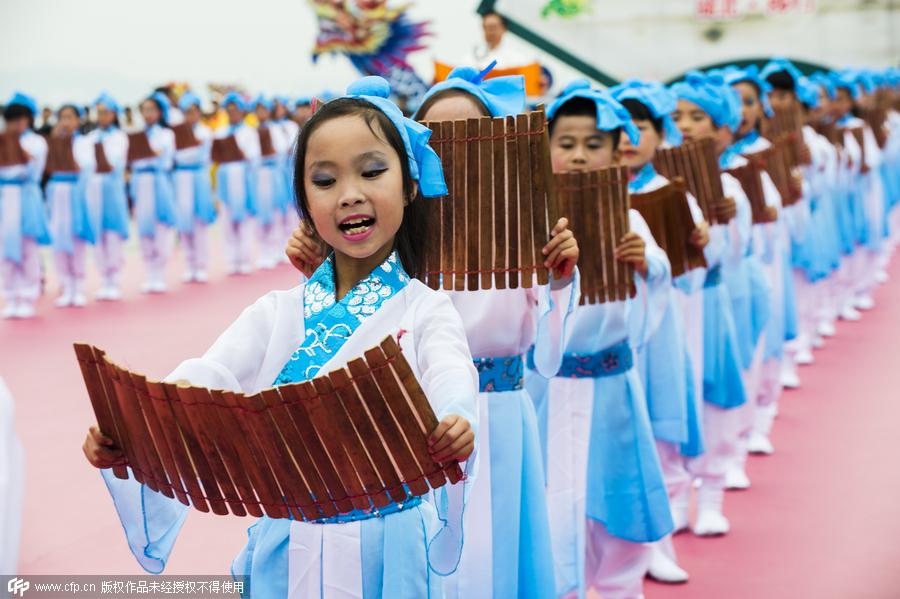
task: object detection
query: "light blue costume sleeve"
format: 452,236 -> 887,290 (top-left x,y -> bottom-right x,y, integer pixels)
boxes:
99,469 -> 189,574
530,269 -> 581,378
627,242 -> 672,349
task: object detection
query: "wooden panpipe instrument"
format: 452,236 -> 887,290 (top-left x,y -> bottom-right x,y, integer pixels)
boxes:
74,336 -> 463,521
763,108 -> 812,168
126,131 -> 156,163
725,160 -> 777,225
653,138 -> 736,224
45,135 -> 79,175
555,166 -> 636,305
746,144 -> 802,207
421,110 -> 558,291
94,143 -> 113,174
211,136 -> 245,164
171,123 -> 201,151
630,178 -> 707,278
0,132 -> 28,167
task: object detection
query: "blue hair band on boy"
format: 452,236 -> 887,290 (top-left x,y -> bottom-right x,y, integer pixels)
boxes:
796,77 -> 821,109
417,61 -> 526,118
717,65 -> 773,117
150,91 -> 171,122
810,72 -> 837,100
5,91 -> 38,117
252,95 -> 274,112
547,79 -> 640,145
221,91 -> 248,112
760,57 -> 805,87
178,91 -> 202,112
609,79 -> 683,146
344,76 -> 448,198
93,92 -> 121,114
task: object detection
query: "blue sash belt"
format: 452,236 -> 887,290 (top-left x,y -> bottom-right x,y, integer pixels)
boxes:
311,495 -> 421,524
528,340 -> 633,379
48,172 -> 79,183
174,163 -> 203,171
473,354 -> 524,392
0,178 -> 25,186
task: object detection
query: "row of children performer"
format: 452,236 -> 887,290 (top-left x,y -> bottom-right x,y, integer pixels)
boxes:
80,61 -> 899,599
0,90 -> 301,318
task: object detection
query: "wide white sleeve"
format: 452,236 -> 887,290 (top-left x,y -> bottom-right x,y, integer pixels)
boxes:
674,192 -> 708,294
106,130 -> 129,171
74,135 -> 96,172
627,209 -> 672,347
412,293 -> 479,429
755,171 -> 783,264
22,134 -> 47,183
527,268 -> 580,379
167,291 -> 280,392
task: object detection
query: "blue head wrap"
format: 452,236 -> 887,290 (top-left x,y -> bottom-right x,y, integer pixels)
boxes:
547,79 -> 640,145
93,92 -> 120,114
811,72 -> 837,100
760,57 -> 805,88
252,95 -> 274,112
6,92 -> 38,117
221,91 -> 248,112
851,70 -> 877,95
295,96 -> 312,107
318,89 -> 338,102
609,78 -> 683,146
670,71 -> 737,130
149,91 -> 171,123
417,61 -> 526,119
796,77 -> 821,109
717,65 -> 773,117
178,91 -> 202,112
829,72 -> 860,100
341,76 -> 447,198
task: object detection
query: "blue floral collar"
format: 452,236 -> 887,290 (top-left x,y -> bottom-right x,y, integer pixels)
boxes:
628,162 -> 657,193
274,251 -> 410,384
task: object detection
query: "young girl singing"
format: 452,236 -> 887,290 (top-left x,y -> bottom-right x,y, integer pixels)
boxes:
288,65 -> 581,599
86,93 -> 131,300
84,77 -> 478,599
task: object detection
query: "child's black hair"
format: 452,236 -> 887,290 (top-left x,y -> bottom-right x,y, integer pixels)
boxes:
548,96 -> 622,149
292,97 -> 429,278
482,10 -> 507,27
414,88 -> 491,121
3,103 -> 34,129
58,104 -> 82,121
765,71 -> 796,93
142,96 -> 169,128
620,98 -> 664,135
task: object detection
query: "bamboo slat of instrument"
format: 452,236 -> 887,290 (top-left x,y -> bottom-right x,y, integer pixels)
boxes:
452,120 -> 467,291
492,117 -> 507,290
439,121 -> 454,291
211,136 -> 245,164
506,114 -> 520,289
848,127 -> 869,174
478,117 -> 494,290
529,110 -> 550,286
465,119 -> 480,291
45,136 -> 78,174
515,114 -> 535,288
171,123 -> 200,151
726,161 -> 777,225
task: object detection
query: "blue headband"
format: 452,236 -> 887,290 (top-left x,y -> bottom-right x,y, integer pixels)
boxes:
547,79 -> 640,145
796,77 -> 821,109
252,95 -> 274,112
149,91 -> 171,122
178,91 -> 202,112
6,91 -> 38,117
417,61 -> 526,118
343,76 -> 447,198
760,57 -> 805,88
670,71 -> 738,131
93,92 -> 120,114
829,72 -> 860,99
811,72 -> 837,100
295,96 -> 312,107
609,78 -> 683,146
717,65 -> 773,117
851,70 -> 877,95
222,91 -> 248,112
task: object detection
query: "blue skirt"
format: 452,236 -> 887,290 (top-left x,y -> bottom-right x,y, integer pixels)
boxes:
702,281 -> 747,409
